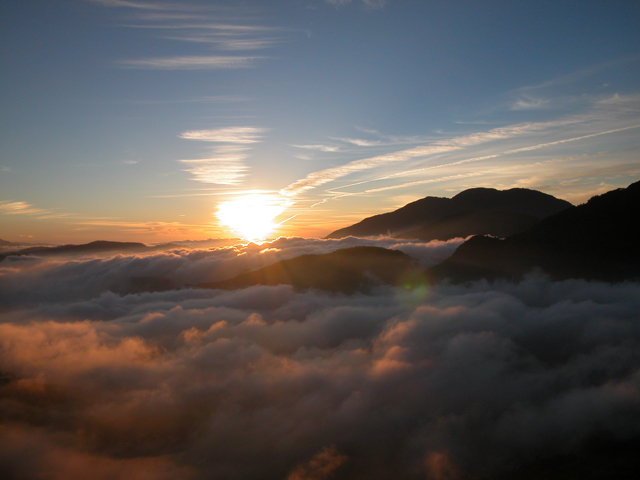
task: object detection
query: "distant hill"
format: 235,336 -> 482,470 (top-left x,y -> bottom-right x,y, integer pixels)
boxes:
397,210 -> 540,242
200,246 -> 425,294
0,240 -> 181,262
0,239 -> 17,247
326,187 -> 572,239
430,180 -> 640,282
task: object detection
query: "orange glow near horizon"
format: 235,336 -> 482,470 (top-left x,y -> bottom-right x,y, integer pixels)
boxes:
216,194 -> 288,242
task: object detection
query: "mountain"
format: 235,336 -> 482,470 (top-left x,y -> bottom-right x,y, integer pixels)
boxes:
0,240 -> 181,262
200,246 -> 425,294
0,239 -> 18,247
326,187 -> 572,239
430,180 -> 640,282
397,210 -> 540,242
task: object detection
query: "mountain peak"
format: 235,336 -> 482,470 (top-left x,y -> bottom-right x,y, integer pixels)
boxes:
326,186 -> 572,239
430,180 -> 640,282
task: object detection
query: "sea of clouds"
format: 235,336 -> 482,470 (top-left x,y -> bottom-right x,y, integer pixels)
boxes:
1,236 -> 640,479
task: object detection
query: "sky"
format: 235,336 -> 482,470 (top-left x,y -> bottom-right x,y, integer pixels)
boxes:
1,0 -> 639,244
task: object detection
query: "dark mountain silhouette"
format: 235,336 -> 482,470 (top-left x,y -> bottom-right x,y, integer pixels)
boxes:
0,240 -> 181,263
0,239 -> 17,247
200,246 -> 425,294
430,180 -> 640,282
489,436 -> 640,480
397,210 -> 540,242
326,187 -> 572,239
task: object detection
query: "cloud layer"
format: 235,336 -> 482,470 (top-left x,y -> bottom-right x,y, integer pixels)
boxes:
2,238 -> 640,479
0,236 -> 462,309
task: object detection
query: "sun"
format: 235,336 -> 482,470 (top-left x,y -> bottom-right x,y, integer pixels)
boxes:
217,194 -> 288,242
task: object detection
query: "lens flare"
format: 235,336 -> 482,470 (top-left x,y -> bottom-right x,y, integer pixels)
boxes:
396,269 -> 432,306
217,194 -> 287,241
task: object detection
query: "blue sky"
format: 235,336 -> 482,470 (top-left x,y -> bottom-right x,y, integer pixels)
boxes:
1,0 -> 639,243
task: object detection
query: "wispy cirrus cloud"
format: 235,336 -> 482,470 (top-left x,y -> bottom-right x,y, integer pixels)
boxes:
330,159 -> 559,197
179,146 -> 250,185
91,0 -> 288,70
504,124 -> 640,154
72,219 -> 208,235
497,58 -> 640,115
178,127 -> 265,185
326,0 -> 387,8
212,38 -> 278,51
127,23 -> 277,33
280,116 -> 590,197
333,133 -> 436,148
321,128 -> 639,203
514,56 -> 639,93
511,96 -> 549,110
118,55 -> 261,70
281,144 -> 461,197
0,201 -> 74,221
162,36 -> 278,50
87,0 -> 176,10
281,94 -> 640,198
133,12 -> 202,21
291,144 -> 341,153
180,127 -> 265,143
332,154 -> 502,192
0,201 -> 52,217
334,128 -> 439,148
335,137 -> 381,147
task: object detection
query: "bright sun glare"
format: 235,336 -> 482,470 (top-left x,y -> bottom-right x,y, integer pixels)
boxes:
217,194 -> 287,241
